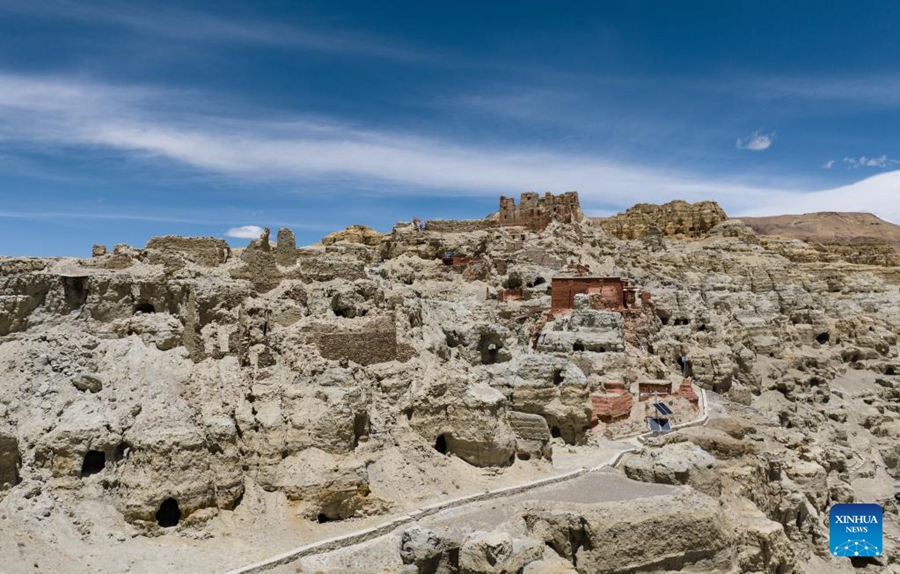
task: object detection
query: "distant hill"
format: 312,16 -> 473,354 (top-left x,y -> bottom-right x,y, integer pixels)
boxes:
738,212 -> 900,247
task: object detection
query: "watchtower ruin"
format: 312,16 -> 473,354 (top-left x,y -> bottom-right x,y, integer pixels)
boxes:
498,191 -> 582,231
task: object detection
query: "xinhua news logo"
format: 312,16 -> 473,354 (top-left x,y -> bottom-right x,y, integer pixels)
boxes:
830,503 -> 882,558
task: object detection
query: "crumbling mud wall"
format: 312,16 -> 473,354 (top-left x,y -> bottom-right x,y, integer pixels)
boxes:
499,191 -> 582,231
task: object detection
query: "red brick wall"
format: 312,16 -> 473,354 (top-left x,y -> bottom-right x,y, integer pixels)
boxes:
638,381 -> 672,398
552,277 -> 630,312
674,378 -> 699,409
590,386 -> 634,425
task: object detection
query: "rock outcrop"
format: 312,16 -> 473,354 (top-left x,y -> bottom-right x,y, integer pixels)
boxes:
599,200 -> 728,239
619,442 -> 721,495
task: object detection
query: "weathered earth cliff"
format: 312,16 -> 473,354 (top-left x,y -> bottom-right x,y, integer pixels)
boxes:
0,193 -> 898,573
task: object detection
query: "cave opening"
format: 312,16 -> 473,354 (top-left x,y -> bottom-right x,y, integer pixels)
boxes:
552,369 -> 564,385
80,450 -> 106,477
133,302 -> 156,314
533,276 -> 546,286
816,332 -> 830,345
353,412 -> 370,449
572,342 -> 585,352
550,426 -> 561,438
477,333 -> 504,365
434,434 -> 448,455
63,276 -> 88,310
517,453 -> 531,461
886,366 -> 896,376
155,497 -> 181,528
317,513 -> 332,524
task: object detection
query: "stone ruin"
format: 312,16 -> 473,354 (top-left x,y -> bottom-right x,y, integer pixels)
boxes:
498,191 -> 583,231
550,275 -> 640,313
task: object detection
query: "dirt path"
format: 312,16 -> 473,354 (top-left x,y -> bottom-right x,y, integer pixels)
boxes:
224,390 -> 709,574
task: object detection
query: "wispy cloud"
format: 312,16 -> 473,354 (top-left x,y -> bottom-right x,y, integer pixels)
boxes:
843,155 -> 899,169
735,131 -> 775,151
823,159 -> 835,169
0,73 -> 898,223
0,1 -> 429,62
225,225 -> 264,239
721,73 -> 900,108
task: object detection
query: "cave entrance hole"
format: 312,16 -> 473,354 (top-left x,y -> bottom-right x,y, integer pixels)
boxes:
572,342 -> 585,352
155,497 -> 181,528
816,332 -> 830,345
353,412 -> 370,449
434,434 -> 448,455
80,450 -> 106,477
133,302 -> 156,314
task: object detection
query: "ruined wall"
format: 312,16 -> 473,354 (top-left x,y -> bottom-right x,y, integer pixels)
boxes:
425,220 -> 496,233
638,380 -> 672,398
551,277 -> 631,312
498,191 -> 582,231
674,378 -> 700,408
144,236 -> 230,267
590,382 -> 633,424
314,316 -> 408,366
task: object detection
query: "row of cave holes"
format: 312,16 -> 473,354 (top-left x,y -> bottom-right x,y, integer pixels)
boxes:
433,424 -> 564,456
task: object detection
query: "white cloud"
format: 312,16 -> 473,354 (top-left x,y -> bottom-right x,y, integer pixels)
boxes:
225,225 -> 265,239
736,170 -> 900,223
843,155 -> 899,169
0,74 -> 897,223
735,131 -> 775,151
823,159 -> 835,169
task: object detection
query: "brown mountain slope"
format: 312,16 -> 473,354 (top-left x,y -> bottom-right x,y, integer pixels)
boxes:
738,212 -> 900,247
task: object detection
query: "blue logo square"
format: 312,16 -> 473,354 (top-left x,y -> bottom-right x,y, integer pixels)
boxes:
830,503 -> 883,557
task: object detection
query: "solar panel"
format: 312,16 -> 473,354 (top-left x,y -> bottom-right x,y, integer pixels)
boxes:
653,402 -> 673,416
648,418 -> 672,433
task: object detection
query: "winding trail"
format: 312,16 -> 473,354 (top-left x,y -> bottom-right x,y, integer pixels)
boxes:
224,390 -> 709,574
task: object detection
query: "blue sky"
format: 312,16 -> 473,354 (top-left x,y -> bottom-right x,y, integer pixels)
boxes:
1,1 -> 899,256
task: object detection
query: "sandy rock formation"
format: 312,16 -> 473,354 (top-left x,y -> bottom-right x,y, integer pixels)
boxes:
599,200 -> 728,239
619,442 -> 721,495
322,224 -> 385,247
523,490 -> 730,572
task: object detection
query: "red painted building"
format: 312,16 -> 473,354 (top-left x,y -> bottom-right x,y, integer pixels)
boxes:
550,276 -> 634,312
